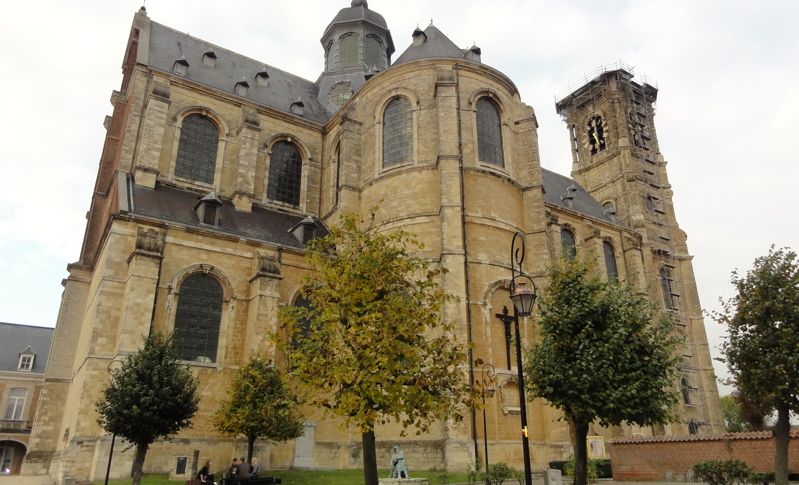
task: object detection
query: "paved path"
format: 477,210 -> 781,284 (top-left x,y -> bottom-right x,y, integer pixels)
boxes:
0,476 -> 54,485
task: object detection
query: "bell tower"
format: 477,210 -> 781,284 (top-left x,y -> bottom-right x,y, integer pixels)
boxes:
316,0 -> 395,113
556,66 -> 725,435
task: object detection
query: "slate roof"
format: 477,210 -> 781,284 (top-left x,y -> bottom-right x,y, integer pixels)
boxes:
146,21 -> 330,124
541,168 -> 614,223
130,183 -> 306,249
0,323 -> 53,373
393,24 -> 472,65
323,1 -> 392,45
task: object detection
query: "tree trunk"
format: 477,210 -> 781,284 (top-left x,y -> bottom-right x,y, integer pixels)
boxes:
362,428 -> 378,485
131,442 -> 149,485
572,418 -> 590,485
247,435 -> 256,465
773,404 -> 790,485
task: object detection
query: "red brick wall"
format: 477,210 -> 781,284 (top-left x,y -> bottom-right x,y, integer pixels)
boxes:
610,433 -> 799,481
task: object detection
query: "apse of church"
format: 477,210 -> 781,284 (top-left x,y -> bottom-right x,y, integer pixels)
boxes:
23,2 -> 723,482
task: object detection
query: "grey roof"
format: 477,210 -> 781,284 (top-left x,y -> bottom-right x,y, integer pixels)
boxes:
323,2 -> 391,41
393,24 -> 471,65
146,21 -> 330,124
0,323 -> 53,373
131,183 -> 307,249
541,168 -> 614,223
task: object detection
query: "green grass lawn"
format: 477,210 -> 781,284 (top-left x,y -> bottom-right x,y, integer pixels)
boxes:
97,469 -> 474,484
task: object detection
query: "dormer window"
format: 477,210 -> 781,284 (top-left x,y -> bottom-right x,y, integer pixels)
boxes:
195,192 -> 222,226
289,216 -> 329,245
202,50 -> 217,67
18,353 -> 34,371
235,80 -> 249,97
255,70 -> 269,87
290,98 -> 305,116
173,57 -> 189,76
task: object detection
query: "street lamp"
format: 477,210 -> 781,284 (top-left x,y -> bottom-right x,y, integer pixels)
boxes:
475,359 -> 496,485
509,231 -> 537,485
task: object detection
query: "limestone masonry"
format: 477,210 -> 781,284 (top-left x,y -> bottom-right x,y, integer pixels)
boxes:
23,2 -> 723,483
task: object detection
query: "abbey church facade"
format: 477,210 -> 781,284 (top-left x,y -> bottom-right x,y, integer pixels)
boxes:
24,1 -> 723,482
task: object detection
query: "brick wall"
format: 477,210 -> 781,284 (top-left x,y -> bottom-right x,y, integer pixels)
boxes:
610,432 -> 799,481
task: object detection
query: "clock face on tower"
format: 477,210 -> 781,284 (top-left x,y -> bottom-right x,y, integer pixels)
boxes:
587,115 -> 607,155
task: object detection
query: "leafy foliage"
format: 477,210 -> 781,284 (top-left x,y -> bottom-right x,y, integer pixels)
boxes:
715,246 -> 799,485
213,355 -> 304,461
482,462 -> 523,484
525,259 -> 679,485
96,333 -> 198,485
720,392 -> 770,432
692,459 -> 752,485
280,211 -> 472,485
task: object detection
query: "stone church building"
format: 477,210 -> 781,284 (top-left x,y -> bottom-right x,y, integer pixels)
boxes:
24,1 -> 723,482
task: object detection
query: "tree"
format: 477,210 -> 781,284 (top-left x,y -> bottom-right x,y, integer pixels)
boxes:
715,246 -> 799,485
96,333 -> 199,485
720,392 -> 770,433
280,212 -> 472,485
525,259 -> 679,485
213,355 -> 304,463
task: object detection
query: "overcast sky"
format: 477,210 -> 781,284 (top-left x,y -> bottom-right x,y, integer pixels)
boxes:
1,0 -> 797,395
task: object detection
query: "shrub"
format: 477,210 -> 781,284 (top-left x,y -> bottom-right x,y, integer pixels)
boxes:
482,462 -> 523,484
563,457 -> 599,483
693,460 -> 752,485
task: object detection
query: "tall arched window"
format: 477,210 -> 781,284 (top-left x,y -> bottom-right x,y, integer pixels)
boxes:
175,114 -> 219,184
325,41 -> 334,70
382,97 -> 412,167
267,141 -> 302,206
476,97 -> 504,167
339,34 -> 359,68
364,35 -> 383,69
587,115 -> 606,155
561,228 -> 576,260
659,266 -> 675,310
603,241 -> 619,282
173,273 -> 223,362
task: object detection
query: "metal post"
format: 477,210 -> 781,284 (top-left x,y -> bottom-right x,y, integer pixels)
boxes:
514,308 -> 533,485
482,391 -> 490,485
104,433 -> 116,485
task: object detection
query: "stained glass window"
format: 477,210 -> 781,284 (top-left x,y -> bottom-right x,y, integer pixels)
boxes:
561,228 -> 576,260
382,97 -> 412,167
477,97 -> 504,167
174,273 -> 223,363
603,241 -> 619,282
175,114 -> 219,184
267,141 -> 302,206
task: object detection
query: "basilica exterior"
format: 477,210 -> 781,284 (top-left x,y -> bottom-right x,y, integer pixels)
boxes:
24,2 -> 723,482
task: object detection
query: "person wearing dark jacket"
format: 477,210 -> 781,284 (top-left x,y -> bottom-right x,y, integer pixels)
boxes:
237,457 -> 251,482
197,459 -> 212,484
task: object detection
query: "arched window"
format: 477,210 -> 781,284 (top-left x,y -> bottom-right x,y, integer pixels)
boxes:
602,201 -> 617,222
339,34 -> 359,68
476,97 -> 504,167
561,228 -> 576,260
364,35 -> 383,69
382,97 -> 412,167
173,273 -> 223,362
175,114 -> 219,184
267,141 -> 302,206
587,115 -> 606,155
325,41 -> 334,70
659,266 -> 675,310
603,241 -> 619,282
329,82 -> 351,110
291,295 -> 313,350
681,377 -> 692,405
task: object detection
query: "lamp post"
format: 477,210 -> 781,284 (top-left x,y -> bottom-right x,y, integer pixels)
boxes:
508,231 -> 537,485
476,360 -> 496,485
